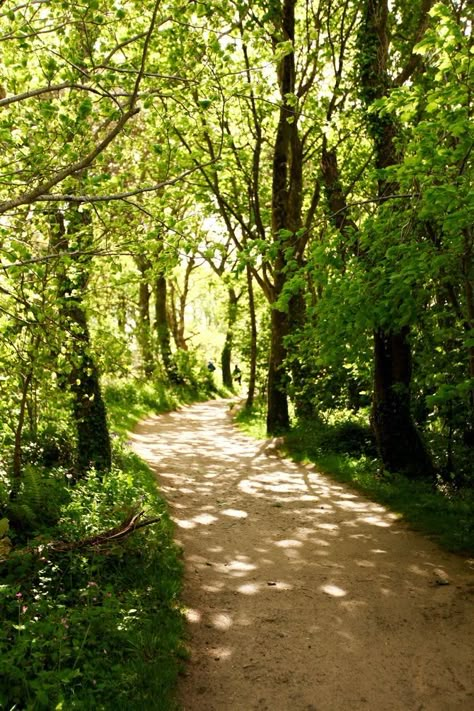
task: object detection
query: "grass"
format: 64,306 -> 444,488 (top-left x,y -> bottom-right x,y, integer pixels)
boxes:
235,404 -> 474,556
1,375 -> 233,710
105,376 -> 231,436
1,444 -> 186,710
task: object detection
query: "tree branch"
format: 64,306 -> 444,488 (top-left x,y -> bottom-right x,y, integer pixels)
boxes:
0,108 -> 139,215
0,82 -> 110,107
25,159 -> 219,205
0,0 -> 163,215
394,0 -> 434,85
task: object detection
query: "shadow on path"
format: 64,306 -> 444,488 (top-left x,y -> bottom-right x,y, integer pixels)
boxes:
130,399 -> 474,711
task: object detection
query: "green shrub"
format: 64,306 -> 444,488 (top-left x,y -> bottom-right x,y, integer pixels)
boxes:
0,441 -> 185,709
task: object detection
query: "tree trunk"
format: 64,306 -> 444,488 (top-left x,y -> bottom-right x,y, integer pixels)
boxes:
221,287 -> 239,389
54,210 -> 111,476
373,328 -> 433,476
154,272 -> 175,380
359,0 -> 434,477
245,265 -> 257,409
266,294 -> 290,434
169,256 -> 195,351
135,255 -> 154,377
287,289 -> 314,419
10,371 -> 33,500
267,0 -> 304,435
462,238 -> 474,446
69,307 -> 112,475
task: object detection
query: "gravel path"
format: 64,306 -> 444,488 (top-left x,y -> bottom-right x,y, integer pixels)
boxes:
130,399 -> 474,711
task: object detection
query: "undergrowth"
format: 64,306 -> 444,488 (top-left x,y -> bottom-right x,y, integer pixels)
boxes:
0,375 -> 229,709
235,404 -> 474,555
0,444 -> 185,710
105,369 -> 228,436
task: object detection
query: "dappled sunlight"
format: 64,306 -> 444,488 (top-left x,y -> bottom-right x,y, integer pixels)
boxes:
211,612 -> 233,630
185,608 -> 202,624
237,582 -> 261,595
221,508 -> 248,518
205,646 -> 233,661
357,514 -> 392,527
130,400 -> 474,710
320,583 -> 348,597
317,522 -> 339,532
174,518 -> 196,529
274,539 -> 303,548
355,559 -> 376,568
222,558 -> 256,573
192,513 -> 218,525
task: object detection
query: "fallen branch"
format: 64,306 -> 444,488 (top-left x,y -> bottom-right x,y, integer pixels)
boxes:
48,509 -> 161,553
0,508 -> 161,562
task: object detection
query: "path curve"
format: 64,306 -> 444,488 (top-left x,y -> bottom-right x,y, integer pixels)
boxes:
130,399 -> 474,711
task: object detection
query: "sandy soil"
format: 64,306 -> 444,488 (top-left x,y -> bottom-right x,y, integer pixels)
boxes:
130,399 -> 474,711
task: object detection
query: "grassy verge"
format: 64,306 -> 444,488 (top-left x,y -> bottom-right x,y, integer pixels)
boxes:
1,376 -> 230,710
104,375 -> 229,437
235,405 -> 474,556
1,446 -> 185,710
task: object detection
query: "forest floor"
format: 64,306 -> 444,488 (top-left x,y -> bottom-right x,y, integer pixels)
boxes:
130,399 -> 474,711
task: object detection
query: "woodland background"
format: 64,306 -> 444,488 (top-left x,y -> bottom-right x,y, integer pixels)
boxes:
0,0 -> 472,707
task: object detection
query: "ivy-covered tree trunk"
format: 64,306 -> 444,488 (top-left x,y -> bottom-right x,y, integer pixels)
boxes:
154,273 -> 175,380
10,371 -> 33,500
360,0 -> 434,477
245,265 -> 257,409
373,328 -> 433,476
54,210 -> 111,476
463,234 -> 474,446
267,275 -> 290,433
221,287 -> 239,389
169,256 -> 195,351
287,289 -> 313,420
135,255 -> 154,377
267,0 -> 303,435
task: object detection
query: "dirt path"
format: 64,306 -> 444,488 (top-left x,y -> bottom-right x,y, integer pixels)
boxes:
130,399 -> 474,711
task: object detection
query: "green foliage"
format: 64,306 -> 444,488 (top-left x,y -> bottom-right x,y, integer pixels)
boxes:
0,442 -> 184,710
6,466 -> 69,538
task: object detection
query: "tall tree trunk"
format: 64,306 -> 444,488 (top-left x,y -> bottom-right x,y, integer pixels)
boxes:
10,371 -> 33,500
135,255 -> 154,377
169,256 -> 195,351
245,265 -> 257,409
462,234 -> 474,446
54,210 -> 111,476
267,283 -> 291,433
221,287 -> 239,389
373,328 -> 433,476
267,0 -> 304,435
359,0 -> 434,477
154,272 -> 175,380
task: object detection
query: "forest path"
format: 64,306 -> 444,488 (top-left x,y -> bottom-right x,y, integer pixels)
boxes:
130,399 -> 474,711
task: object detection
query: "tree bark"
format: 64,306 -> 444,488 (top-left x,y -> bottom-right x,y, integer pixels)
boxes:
221,287 -> 239,389
10,371 -> 33,499
372,328 -> 433,476
359,0 -> 434,477
267,0 -> 304,435
135,255 -> 154,377
154,272 -> 175,380
54,209 -> 111,476
169,256 -> 195,351
245,265 -> 257,409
